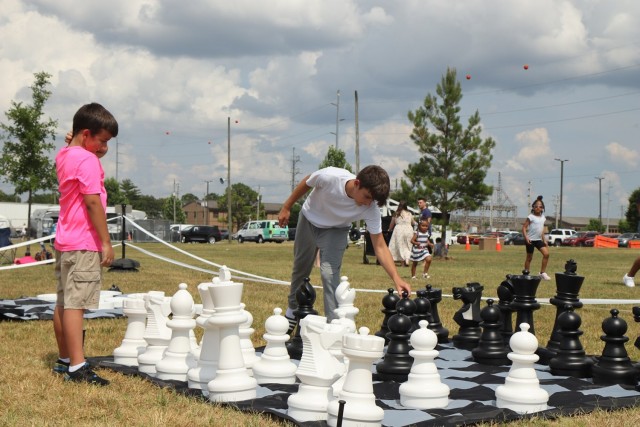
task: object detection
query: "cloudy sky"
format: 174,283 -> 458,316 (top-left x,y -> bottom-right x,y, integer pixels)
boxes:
1,0 -> 639,221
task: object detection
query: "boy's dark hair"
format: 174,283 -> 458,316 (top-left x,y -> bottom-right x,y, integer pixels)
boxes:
72,103 -> 118,137
356,165 -> 390,207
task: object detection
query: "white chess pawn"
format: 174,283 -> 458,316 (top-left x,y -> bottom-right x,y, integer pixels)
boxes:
155,283 -> 197,381
399,320 -> 450,409
327,327 -> 385,427
495,323 -> 549,414
137,291 -> 172,376
252,308 -> 297,384
113,294 -> 147,366
239,303 -> 260,375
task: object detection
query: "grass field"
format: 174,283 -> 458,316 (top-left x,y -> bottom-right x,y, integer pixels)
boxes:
1,241 -> 639,426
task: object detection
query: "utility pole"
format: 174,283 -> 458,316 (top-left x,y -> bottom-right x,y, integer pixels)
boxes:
203,179 -> 214,225
255,186 -> 261,220
354,90 -> 360,173
554,159 -> 568,227
331,90 -> 341,148
227,117 -> 232,242
290,147 -> 301,192
595,176 -> 604,224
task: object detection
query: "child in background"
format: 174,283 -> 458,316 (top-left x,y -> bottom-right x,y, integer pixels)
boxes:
434,237 -> 452,260
410,220 -> 433,279
522,195 -> 550,280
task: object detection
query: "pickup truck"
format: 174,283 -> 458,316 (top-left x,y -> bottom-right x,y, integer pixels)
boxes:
545,228 -> 577,246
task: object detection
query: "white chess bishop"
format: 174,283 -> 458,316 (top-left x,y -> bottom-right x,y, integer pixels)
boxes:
252,308 -> 297,384
495,323 -> 549,414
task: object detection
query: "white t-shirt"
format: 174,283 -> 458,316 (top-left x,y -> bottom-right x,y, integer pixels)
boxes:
526,214 -> 546,241
301,167 -> 383,234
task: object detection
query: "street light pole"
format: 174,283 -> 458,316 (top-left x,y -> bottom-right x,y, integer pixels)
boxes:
554,158 -> 568,227
595,176 -> 604,224
331,90 -> 340,149
227,117 -> 232,242
203,180 -> 214,225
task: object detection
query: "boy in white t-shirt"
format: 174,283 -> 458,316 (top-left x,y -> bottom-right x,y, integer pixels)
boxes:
278,165 -> 412,324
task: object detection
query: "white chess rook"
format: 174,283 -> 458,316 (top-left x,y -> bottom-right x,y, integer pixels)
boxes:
252,308 -> 297,385
155,283 -> 197,381
113,294 -> 147,366
327,327 -> 385,427
207,267 -> 257,402
399,320 -> 450,409
187,280 -> 219,392
495,323 -> 549,414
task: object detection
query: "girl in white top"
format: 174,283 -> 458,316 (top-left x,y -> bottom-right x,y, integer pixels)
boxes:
522,195 -> 550,280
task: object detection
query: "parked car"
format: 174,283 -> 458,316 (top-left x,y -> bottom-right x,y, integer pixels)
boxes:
504,232 -> 527,245
562,231 -> 599,247
237,220 -> 288,243
472,231 -> 508,245
169,224 -> 194,242
545,228 -> 577,247
179,225 -> 222,243
288,227 -> 296,241
617,232 -> 640,248
219,229 -> 229,240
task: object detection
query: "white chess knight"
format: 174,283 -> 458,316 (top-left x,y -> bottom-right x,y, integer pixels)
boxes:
327,327 -> 385,427
333,276 -> 358,333
399,320 -> 450,409
113,293 -> 147,366
252,308 -> 297,385
207,266 -> 257,402
495,323 -> 549,414
287,315 -> 347,422
155,283 -> 197,381
137,291 -> 172,376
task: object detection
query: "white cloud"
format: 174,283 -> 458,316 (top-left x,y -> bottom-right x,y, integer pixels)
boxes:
605,142 -> 638,167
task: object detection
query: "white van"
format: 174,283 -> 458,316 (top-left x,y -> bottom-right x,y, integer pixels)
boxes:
237,220 -> 288,243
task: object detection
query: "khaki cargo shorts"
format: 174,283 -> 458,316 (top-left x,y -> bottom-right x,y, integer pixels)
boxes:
55,250 -> 103,310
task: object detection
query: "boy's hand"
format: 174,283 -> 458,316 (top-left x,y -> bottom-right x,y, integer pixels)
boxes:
395,278 -> 411,297
64,131 -> 72,145
101,243 -> 114,266
278,207 -> 290,227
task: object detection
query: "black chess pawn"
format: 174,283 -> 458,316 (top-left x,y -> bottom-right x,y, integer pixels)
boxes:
472,299 -> 510,366
374,288 -> 400,344
592,309 -> 639,386
496,275 -> 515,347
633,306 -> 640,351
509,273 -> 541,335
548,305 -> 593,378
425,284 -> 449,343
396,291 -> 417,333
286,277 -> 318,360
412,290 -> 432,333
375,306 -> 413,382
539,259 -> 585,364
452,282 -> 484,350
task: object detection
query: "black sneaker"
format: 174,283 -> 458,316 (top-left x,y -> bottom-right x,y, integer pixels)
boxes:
285,314 -> 297,335
52,359 -> 70,375
64,363 -> 109,386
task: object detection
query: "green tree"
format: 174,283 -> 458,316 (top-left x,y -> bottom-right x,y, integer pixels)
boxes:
623,188 -> 640,232
587,219 -> 605,233
217,183 -> 260,231
319,145 -> 353,171
204,192 -> 219,201
119,178 -> 141,205
104,177 -> 126,206
163,195 -> 186,223
135,194 -> 162,219
404,67 -> 495,243
181,193 -> 198,205
0,190 -> 20,202
0,71 -> 58,233
31,192 -> 57,204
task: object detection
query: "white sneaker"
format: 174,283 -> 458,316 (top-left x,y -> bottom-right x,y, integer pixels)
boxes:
622,274 -> 636,288
539,272 -> 551,281
422,273 -> 430,279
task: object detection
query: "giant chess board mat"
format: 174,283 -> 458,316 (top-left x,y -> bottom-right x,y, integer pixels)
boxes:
92,343 -> 640,427
0,297 -> 123,321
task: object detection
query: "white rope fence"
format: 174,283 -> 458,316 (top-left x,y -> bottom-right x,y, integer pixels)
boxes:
2,216 -> 640,306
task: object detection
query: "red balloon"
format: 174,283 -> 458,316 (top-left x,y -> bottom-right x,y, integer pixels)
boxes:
524,64 -> 529,70
165,131 -> 170,135
235,120 -> 239,123
466,74 -> 471,80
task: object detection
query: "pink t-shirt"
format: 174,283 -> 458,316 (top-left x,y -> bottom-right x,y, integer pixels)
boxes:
55,146 -> 106,252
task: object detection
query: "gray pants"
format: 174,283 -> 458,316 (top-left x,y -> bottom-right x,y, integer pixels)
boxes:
288,213 -> 349,321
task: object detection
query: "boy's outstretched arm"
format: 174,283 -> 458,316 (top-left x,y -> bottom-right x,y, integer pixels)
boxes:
370,232 -> 412,296
278,175 -> 311,227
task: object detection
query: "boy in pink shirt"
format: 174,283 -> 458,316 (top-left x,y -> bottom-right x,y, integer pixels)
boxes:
52,103 -> 117,385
